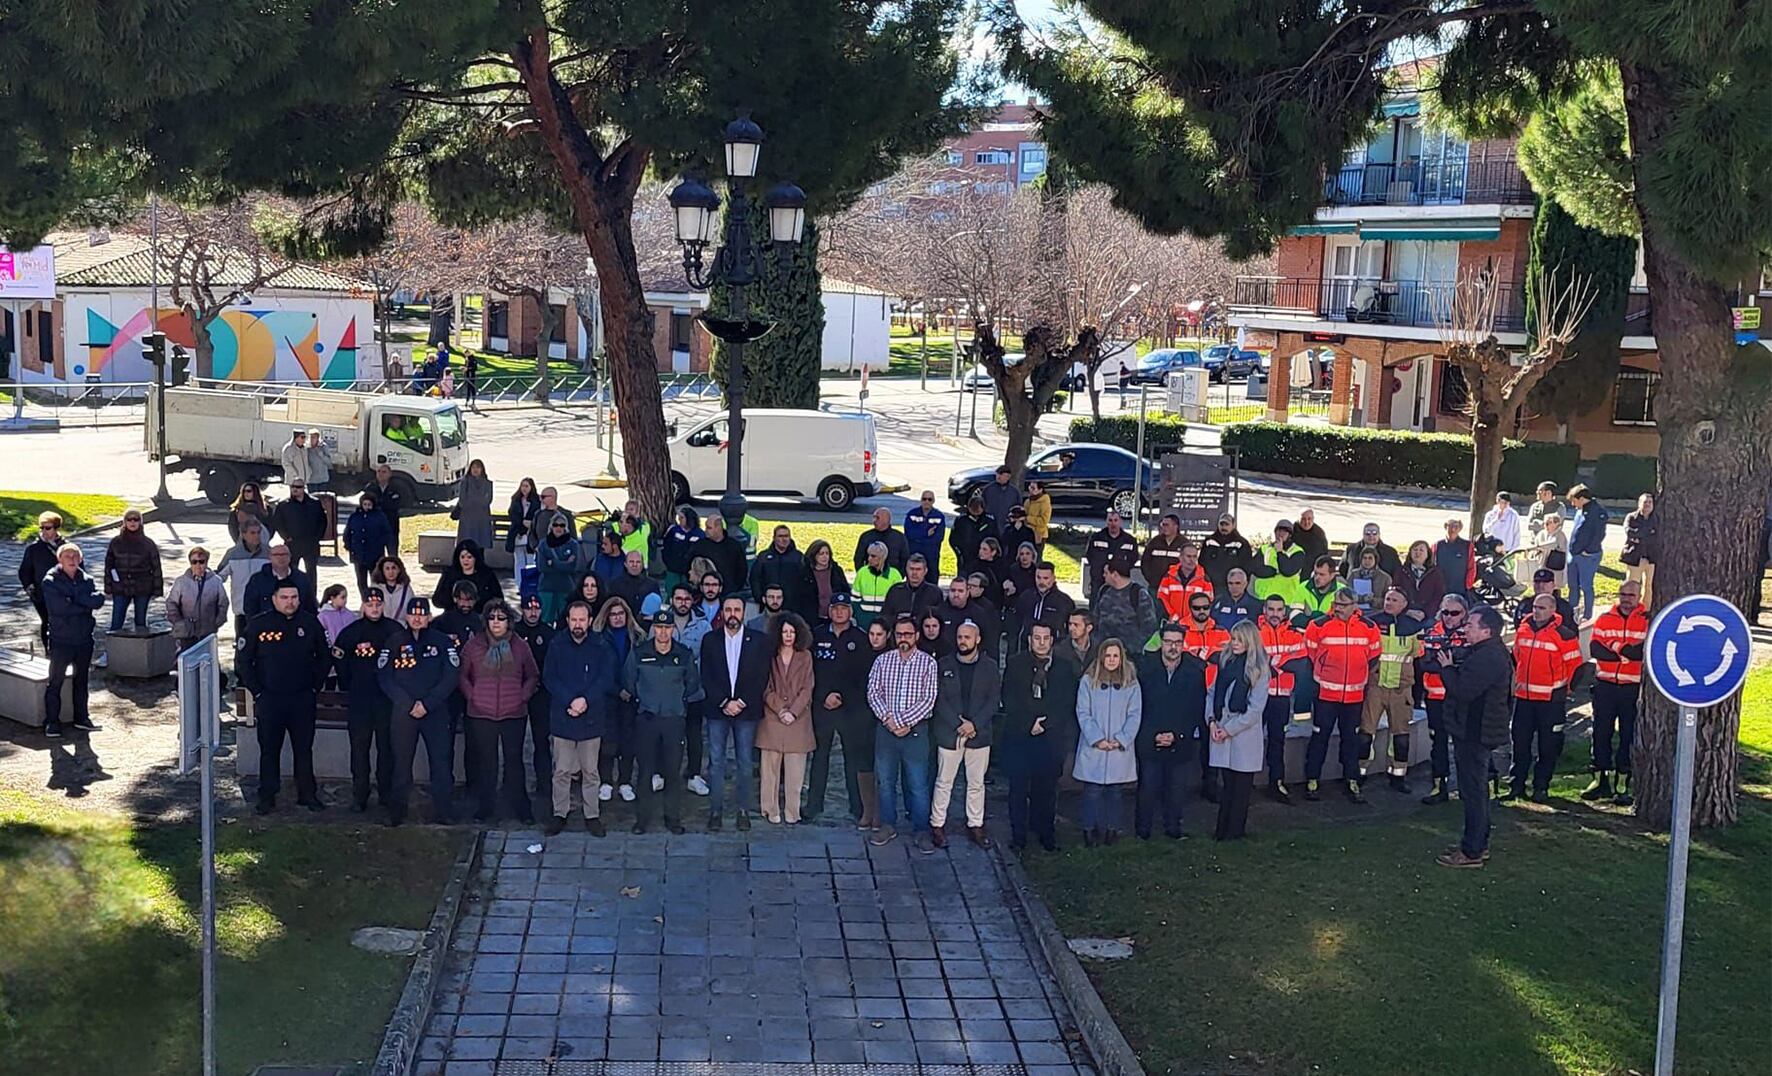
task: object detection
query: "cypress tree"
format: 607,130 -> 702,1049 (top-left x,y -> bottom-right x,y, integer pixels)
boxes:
1525,198 -> 1637,428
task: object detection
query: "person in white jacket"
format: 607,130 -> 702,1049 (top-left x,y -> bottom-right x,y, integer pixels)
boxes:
166,545 -> 231,651
280,430 -> 311,487
1208,621 -> 1272,840
1481,492 -> 1522,552
1074,639 -> 1142,846
305,428 -> 334,491
215,523 -> 271,635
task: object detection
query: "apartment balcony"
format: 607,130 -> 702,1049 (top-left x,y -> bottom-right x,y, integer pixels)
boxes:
1323,156 -> 1533,208
1231,276 -> 1528,333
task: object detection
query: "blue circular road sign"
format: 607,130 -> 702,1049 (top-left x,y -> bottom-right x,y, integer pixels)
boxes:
1646,594 -> 1753,708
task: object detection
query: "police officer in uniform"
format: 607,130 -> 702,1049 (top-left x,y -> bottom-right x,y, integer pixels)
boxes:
624,610 -> 697,834
379,597 -> 462,824
514,595 -> 555,796
237,577 -> 331,814
334,586 -> 403,813
807,593 -> 877,824
433,579 -> 483,793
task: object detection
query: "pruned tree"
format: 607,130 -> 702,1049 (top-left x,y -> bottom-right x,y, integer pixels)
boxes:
1438,268 -> 1594,533
145,200 -> 300,382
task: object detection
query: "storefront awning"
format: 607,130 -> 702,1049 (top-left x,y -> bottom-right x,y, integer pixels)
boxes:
1381,97 -> 1422,118
1360,219 -> 1501,241
1287,222 -> 1359,236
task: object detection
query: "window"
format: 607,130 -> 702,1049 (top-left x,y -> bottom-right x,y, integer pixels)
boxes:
1612,368 -> 1659,425
380,413 -> 434,455
942,150 -> 962,167
1020,146 -> 1047,172
974,150 -> 1010,165
435,407 -> 467,449
549,304 -> 567,343
670,312 -> 694,352
35,309 -> 52,364
1437,362 -> 1469,416
487,300 -> 509,339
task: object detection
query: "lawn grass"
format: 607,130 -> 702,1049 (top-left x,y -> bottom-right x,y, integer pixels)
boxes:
0,489 -> 132,540
1020,667 -> 1772,1076
0,791 -> 462,1075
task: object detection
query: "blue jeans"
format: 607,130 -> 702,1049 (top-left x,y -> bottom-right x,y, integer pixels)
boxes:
110,594 -> 149,631
1569,551 -> 1600,620
874,721 -> 933,834
705,715 -> 757,818
1080,783 -> 1130,832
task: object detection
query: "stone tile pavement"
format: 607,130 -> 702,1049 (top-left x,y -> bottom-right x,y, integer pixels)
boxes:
415,825 -> 1099,1076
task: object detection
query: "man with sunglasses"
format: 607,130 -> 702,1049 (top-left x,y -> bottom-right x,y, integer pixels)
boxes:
1417,594 -> 1470,805
1257,595 -> 1309,803
1179,591 -> 1231,801
335,587 -> 403,814
905,490 -> 947,569
1303,590 -> 1382,803
16,510 -> 64,646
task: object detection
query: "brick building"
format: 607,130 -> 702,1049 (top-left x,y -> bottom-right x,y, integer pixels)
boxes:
930,100 -> 1048,195
1228,84 -> 1770,459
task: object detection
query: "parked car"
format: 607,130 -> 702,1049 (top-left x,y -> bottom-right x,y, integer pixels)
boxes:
1202,345 -> 1261,382
1125,347 -> 1202,386
948,443 -> 1159,517
669,408 -> 881,511
966,354 -> 1124,394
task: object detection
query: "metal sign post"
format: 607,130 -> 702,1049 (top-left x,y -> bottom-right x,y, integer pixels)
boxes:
177,635 -> 224,1076
1643,594 -> 1753,1076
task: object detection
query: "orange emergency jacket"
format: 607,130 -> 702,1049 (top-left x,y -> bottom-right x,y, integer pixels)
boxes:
1304,612 -> 1382,703
1419,617 -> 1462,701
1157,562 -> 1213,621
1181,620 -> 1231,687
1589,602 -> 1649,684
1258,618 -> 1307,697
1512,613 -> 1582,700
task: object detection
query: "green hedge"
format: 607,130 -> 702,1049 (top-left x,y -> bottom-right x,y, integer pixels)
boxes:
1069,417 -> 1581,492
1592,453 -> 1657,499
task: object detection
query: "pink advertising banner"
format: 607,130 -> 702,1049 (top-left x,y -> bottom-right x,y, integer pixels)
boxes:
0,245 -> 56,301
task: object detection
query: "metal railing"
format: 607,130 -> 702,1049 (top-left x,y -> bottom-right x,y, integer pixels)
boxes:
1323,156 -> 1533,207
1231,275 -> 1527,332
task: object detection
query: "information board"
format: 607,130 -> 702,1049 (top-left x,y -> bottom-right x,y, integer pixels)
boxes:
1158,451 -> 1234,535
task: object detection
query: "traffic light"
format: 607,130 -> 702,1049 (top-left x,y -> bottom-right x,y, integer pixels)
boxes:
169,344 -> 190,386
141,331 -> 168,370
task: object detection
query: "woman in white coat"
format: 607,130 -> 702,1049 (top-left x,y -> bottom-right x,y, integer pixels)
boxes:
1075,638 -> 1142,846
1208,620 -> 1271,840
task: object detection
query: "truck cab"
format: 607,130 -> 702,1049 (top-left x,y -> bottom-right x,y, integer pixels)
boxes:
365,399 -> 470,501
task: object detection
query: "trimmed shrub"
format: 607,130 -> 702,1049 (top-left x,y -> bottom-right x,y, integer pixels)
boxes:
1592,453 -> 1658,499
1067,417 -> 1582,493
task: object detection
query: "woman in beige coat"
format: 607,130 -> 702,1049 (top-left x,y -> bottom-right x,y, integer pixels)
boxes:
758,611 -> 815,823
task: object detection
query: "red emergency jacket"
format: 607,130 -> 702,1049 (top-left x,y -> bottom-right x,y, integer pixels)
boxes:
1181,620 -> 1231,687
1419,617 -> 1463,701
1512,613 -> 1582,700
1589,602 -> 1648,684
1258,618 -> 1307,697
1304,612 -> 1382,703
1157,562 -> 1213,621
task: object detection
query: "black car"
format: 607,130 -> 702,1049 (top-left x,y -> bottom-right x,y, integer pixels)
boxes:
948,443 -> 1160,517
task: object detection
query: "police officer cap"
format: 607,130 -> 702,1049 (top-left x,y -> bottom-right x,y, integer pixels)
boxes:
1274,519 -> 1294,532
652,609 -> 675,627
408,596 -> 433,614
830,592 -> 853,606
1532,568 -> 1555,583
521,594 -> 542,609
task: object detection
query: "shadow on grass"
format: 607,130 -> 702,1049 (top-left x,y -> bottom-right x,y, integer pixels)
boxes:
0,795 -> 461,1076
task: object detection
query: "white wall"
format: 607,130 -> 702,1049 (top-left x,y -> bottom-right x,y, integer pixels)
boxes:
42,288 -> 377,385
821,287 -> 891,372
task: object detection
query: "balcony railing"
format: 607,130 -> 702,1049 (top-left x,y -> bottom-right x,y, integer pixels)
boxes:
1323,156 -> 1533,207
1231,276 -> 1528,332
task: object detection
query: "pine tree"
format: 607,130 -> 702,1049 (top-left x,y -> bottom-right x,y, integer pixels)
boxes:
999,0 -> 1772,828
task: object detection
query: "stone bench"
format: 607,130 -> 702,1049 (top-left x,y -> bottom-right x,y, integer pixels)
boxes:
0,649 -> 73,729
233,688 -> 467,783
105,625 -> 178,679
416,531 -> 459,571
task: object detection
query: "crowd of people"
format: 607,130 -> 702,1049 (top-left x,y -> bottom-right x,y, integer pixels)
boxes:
15,464 -> 1664,869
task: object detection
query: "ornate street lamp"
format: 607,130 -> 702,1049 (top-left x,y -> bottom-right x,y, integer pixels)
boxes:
668,114 -> 807,527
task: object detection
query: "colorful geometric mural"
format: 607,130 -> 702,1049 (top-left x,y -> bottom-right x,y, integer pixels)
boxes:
79,305 -> 360,386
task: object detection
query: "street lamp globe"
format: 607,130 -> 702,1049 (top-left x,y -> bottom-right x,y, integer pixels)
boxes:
668,177 -> 720,249
723,114 -> 764,179
764,182 -> 807,245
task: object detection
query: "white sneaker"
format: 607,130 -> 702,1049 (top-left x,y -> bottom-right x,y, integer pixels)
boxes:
688,775 -> 710,796
599,783 -> 613,802
651,773 -> 665,792
619,784 -> 636,802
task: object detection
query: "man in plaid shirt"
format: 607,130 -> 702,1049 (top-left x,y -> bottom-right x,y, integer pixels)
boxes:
867,617 -> 939,851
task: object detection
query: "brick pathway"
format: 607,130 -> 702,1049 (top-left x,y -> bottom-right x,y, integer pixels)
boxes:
417,826 -> 1098,1076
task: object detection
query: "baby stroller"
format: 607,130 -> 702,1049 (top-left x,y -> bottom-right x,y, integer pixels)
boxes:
1470,534 -> 1526,620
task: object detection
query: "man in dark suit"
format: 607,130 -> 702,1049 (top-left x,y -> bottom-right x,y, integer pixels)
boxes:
699,594 -> 769,831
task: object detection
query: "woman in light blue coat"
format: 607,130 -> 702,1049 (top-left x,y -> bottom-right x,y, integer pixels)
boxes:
1208,620 -> 1271,840
1075,638 -> 1142,846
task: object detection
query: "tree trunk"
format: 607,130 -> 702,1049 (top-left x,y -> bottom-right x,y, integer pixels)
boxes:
1001,391 -> 1039,486
1466,391 -> 1509,536
192,308 -> 218,381
533,290 -> 556,402
1621,60 -> 1772,829
1088,381 -> 1102,420
378,299 -> 394,381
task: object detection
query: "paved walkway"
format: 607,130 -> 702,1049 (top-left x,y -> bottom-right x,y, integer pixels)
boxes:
417,826 -> 1096,1076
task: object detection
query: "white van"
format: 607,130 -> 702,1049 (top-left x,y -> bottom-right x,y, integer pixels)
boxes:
669,408 -> 881,511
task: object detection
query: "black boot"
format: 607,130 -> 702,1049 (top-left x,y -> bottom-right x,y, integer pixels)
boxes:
1389,772 -> 1411,794
1267,780 -> 1293,805
1420,777 -> 1449,805
1613,772 -> 1634,807
1303,779 -> 1321,802
1497,783 -> 1524,802
1580,771 -> 1612,801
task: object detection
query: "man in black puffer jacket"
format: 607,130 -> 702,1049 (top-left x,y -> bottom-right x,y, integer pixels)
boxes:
1436,604 -> 1514,869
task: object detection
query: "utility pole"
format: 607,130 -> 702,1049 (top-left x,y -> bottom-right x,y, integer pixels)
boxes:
150,194 -> 173,505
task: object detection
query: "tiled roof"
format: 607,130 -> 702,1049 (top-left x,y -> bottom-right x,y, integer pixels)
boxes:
46,231 -> 370,293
